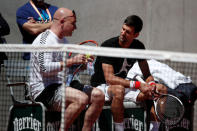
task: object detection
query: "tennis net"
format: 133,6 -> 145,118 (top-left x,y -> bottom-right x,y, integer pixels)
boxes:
0,44 -> 197,131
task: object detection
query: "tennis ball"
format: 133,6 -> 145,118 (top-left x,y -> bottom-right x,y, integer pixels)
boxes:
86,54 -> 91,58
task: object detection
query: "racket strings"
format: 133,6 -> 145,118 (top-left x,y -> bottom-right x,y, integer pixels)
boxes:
155,95 -> 184,125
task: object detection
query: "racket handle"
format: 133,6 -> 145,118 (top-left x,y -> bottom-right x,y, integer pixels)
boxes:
135,75 -> 146,83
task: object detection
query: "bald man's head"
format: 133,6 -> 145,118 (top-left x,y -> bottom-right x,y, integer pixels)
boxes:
51,8 -> 77,38
53,8 -> 76,20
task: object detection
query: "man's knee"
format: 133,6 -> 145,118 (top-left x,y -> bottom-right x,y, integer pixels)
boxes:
91,88 -> 105,103
111,85 -> 125,100
79,93 -> 89,106
66,87 -> 89,105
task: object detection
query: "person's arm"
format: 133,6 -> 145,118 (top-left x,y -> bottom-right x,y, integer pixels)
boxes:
37,52 -> 61,76
22,20 -> 53,35
0,13 -> 10,36
16,7 -> 53,36
38,52 -> 85,76
138,60 -> 154,83
102,63 -> 153,96
59,54 -> 88,70
102,63 -> 130,87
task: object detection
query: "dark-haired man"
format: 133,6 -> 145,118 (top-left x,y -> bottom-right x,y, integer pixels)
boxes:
91,15 -> 156,131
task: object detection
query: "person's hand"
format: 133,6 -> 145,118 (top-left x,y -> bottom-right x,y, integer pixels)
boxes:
72,54 -> 94,64
72,54 -> 87,65
148,81 -> 157,98
69,54 -> 95,71
139,83 -> 153,99
27,17 -> 36,23
151,83 -> 167,99
85,54 -> 94,62
155,84 -> 167,94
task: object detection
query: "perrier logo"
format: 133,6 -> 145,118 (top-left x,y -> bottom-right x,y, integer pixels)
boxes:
13,113 -> 41,131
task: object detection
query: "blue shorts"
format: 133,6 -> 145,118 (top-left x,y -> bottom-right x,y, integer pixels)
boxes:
167,83 -> 197,106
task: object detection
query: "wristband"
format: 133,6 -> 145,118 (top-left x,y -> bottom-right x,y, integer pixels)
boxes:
135,81 -> 141,89
130,81 -> 140,89
148,81 -> 156,86
130,81 -> 135,89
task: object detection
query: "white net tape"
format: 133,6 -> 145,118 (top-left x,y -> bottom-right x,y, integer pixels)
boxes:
1,44 -> 197,63
0,44 -> 197,131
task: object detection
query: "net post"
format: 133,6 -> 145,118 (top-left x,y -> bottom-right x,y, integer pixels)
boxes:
60,49 -> 67,131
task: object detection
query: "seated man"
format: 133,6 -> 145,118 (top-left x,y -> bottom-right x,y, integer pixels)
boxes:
30,8 -> 105,131
127,59 -> 197,106
90,15 -> 163,131
127,59 -> 197,130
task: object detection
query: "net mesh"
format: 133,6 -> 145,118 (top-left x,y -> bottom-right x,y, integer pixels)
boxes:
0,44 -> 197,131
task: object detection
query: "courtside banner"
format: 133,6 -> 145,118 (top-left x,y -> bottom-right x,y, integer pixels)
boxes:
100,103 -> 146,131
124,107 -> 145,131
7,103 -> 45,131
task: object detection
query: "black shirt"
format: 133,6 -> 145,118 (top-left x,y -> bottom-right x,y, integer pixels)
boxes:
90,36 -> 145,87
0,13 -> 9,66
0,13 -> 10,43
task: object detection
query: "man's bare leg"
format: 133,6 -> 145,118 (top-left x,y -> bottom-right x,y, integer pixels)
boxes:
108,85 -> 125,122
82,88 -> 105,131
64,87 -> 89,130
108,85 -> 125,131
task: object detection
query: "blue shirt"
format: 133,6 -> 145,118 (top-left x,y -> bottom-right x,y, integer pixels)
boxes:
16,2 -> 58,60
16,2 -> 58,44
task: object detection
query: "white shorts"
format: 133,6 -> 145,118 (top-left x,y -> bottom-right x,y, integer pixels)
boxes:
96,84 -> 141,102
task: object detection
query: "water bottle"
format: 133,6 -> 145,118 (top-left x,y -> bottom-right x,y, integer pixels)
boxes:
66,74 -> 73,86
87,62 -> 94,76
66,64 -> 80,86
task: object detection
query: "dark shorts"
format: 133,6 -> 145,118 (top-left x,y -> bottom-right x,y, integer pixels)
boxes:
167,83 -> 197,106
35,83 -> 61,109
70,80 -> 93,96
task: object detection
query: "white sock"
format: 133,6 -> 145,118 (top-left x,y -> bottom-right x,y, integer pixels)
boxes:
114,122 -> 124,131
149,121 -> 160,131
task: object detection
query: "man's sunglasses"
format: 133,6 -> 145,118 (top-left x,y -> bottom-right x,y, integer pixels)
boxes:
54,10 -> 76,21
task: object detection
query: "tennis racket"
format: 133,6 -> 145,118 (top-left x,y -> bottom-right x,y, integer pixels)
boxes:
68,40 -> 98,57
66,40 -> 98,87
135,75 -> 185,126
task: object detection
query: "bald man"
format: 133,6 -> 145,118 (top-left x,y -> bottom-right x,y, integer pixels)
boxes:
30,8 -> 105,131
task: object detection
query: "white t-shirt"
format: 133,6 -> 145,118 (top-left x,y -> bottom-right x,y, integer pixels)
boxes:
30,30 -> 68,99
127,59 -> 192,89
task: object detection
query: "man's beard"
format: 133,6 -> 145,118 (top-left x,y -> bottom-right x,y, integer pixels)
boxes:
119,35 -> 127,43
